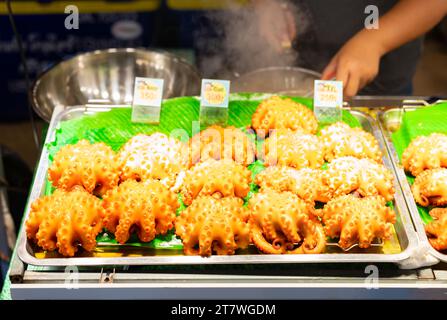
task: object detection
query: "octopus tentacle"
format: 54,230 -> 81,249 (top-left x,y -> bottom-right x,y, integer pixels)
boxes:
402,133 -> 447,176
248,189 -> 326,254
102,179 -> 178,244
261,129 -> 325,169
118,133 -> 189,189
251,96 -> 318,136
48,140 -> 119,196
322,157 -> 395,202
321,195 -> 396,249
425,208 -> 447,251
320,122 -> 383,163
255,166 -> 330,203
25,187 -> 104,257
411,168 -> 447,207
176,196 -> 250,257
189,125 -> 255,166
180,159 -> 251,206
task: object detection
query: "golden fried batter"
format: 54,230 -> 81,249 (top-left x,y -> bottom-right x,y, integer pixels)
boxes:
248,189 -> 326,254
189,125 -> 255,166
180,159 -> 252,205
320,195 -> 396,249
118,133 -> 188,188
261,129 -> 325,169
102,179 -> 179,244
255,166 -> 330,203
251,96 -> 318,136
402,133 -> 447,176
176,196 -> 250,256
425,208 -> 447,252
320,122 -> 383,163
48,140 -> 119,196
322,156 -> 395,202
412,168 -> 447,207
26,187 -> 104,257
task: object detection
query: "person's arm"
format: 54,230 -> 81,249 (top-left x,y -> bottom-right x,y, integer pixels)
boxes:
322,0 -> 447,98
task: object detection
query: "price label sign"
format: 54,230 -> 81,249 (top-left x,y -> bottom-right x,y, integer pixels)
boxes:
313,80 -> 343,124
200,79 -> 230,127
131,77 -> 164,123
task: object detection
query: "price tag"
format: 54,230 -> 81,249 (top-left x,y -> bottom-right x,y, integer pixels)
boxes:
131,77 -> 164,123
200,79 -> 230,127
313,80 -> 343,124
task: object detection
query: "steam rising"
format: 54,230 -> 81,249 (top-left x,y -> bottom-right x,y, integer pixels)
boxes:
194,0 -> 310,78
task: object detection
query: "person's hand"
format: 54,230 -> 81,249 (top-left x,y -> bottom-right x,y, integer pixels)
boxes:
321,33 -> 385,98
252,0 -> 297,52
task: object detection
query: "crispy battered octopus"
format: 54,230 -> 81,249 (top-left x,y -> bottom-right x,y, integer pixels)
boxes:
48,140 -> 119,196
251,96 -> 318,136
180,159 -> 251,205
322,156 -> 395,202
320,122 -> 383,163
425,208 -> 447,251
402,133 -> 447,176
118,133 -> 188,189
26,187 -> 104,257
411,168 -> 447,207
248,189 -> 326,254
189,125 -> 255,166
102,179 -> 179,244
320,195 -> 396,249
255,166 -> 330,203
261,129 -> 325,169
175,196 -> 250,256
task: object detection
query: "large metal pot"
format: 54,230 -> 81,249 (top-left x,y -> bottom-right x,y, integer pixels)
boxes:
31,48 -> 201,122
232,66 -> 321,97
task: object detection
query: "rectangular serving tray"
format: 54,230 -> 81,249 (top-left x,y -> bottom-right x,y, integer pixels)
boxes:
17,105 -> 418,266
379,107 -> 447,264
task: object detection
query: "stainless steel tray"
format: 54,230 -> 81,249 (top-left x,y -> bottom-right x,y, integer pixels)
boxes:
379,107 -> 447,264
18,105 -> 418,267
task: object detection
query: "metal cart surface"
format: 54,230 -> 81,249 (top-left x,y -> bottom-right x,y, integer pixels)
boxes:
5,96 -> 447,300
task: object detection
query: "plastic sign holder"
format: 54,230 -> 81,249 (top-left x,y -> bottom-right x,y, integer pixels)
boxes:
199,79 -> 230,128
313,80 -> 343,124
131,77 -> 164,123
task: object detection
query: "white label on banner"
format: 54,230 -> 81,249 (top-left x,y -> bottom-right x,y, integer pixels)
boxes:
132,77 -> 164,124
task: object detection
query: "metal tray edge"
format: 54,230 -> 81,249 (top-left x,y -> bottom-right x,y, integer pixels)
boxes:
17,106 -> 416,267
378,108 -> 446,264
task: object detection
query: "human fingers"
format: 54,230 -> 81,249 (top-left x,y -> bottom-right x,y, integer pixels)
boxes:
321,56 -> 338,80
344,71 -> 360,98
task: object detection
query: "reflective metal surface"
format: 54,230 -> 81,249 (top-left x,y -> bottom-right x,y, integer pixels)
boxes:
31,48 -> 201,122
17,104 -> 418,267
379,107 -> 447,263
231,66 -> 320,97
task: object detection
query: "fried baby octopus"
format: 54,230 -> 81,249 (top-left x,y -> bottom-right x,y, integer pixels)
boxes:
26,187 -> 104,257
412,168 -> 447,207
255,166 -> 330,203
320,195 -> 396,249
48,140 -> 119,196
251,96 -> 318,136
176,196 -> 250,256
323,157 -> 395,202
180,159 -> 251,205
248,190 -> 326,254
118,133 -> 188,188
261,129 -> 325,169
320,122 -> 383,163
102,179 -> 179,244
425,208 -> 447,251
189,125 -> 255,166
402,133 -> 447,176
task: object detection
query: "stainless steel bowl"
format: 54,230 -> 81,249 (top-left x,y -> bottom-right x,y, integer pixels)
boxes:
31,48 -> 202,122
232,66 -> 321,97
